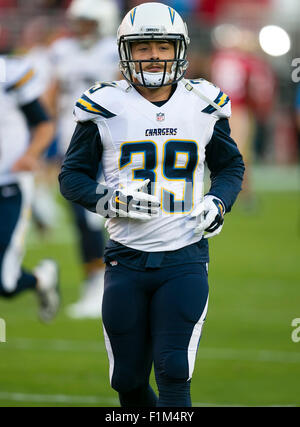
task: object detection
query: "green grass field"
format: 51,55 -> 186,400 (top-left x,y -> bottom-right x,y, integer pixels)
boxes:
0,184 -> 300,407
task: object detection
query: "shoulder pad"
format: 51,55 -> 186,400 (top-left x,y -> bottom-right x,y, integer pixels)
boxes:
5,56 -> 35,90
73,81 -> 123,122
185,78 -> 231,119
4,56 -> 42,105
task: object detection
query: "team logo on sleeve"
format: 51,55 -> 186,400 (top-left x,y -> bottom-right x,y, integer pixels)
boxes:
156,112 -> 165,122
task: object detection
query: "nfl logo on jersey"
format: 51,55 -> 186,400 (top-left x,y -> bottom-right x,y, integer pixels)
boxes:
156,112 -> 165,122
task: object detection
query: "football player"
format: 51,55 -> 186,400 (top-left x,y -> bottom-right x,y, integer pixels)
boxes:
0,55 -> 59,322
59,2 -> 245,407
46,0 -> 120,319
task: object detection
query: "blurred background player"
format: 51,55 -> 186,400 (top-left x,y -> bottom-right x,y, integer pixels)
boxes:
15,16 -> 64,233
210,24 -> 276,208
0,54 -> 59,322
44,0 -> 120,319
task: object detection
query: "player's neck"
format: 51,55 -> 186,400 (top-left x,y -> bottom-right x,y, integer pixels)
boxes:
134,84 -> 173,103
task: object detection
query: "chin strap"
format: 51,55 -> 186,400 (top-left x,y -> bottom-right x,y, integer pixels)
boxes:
182,79 -> 222,112
135,70 -> 172,87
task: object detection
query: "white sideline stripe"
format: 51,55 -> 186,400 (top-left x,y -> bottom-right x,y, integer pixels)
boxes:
0,392 -> 297,407
4,338 -> 106,353
251,165 -> 299,192
200,348 -> 300,364
0,392 -> 118,405
2,338 -> 300,364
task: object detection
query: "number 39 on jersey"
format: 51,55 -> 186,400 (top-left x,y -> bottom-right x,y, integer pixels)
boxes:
119,139 -> 198,214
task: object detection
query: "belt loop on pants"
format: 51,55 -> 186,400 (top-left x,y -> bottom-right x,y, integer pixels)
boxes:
145,252 -> 165,269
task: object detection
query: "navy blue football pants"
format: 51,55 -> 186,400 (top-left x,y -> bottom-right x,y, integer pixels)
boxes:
102,261 -> 209,407
0,183 -> 36,297
70,202 -> 104,265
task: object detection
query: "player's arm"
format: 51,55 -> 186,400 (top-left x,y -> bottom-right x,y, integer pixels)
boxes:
12,99 -> 55,172
5,58 -> 55,171
192,118 -> 244,238
43,79 -> 60,119
205,118 -> 245,212
59,121 -> 103,212
59,121 -> 159,219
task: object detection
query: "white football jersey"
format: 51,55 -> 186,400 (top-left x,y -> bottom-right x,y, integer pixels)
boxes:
49,36 -> 119,154
25,46 -> 53,96
73,79 -> 231,252
0,56 -> 42,186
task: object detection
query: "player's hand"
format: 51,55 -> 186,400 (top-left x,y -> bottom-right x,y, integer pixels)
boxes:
11,154 -> 39,172
109,179 -> 160,220
191,195 -> 225,238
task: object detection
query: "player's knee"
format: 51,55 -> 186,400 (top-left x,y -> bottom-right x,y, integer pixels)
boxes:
159,351 -> 190,381
111,371 -> 143,394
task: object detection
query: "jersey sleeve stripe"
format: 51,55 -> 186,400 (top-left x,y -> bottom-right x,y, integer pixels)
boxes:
201,90 -> 230,114
6,69 -> 35,91
76,94 -> 116,118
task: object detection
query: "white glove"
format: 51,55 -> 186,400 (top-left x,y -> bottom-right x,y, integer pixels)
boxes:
191,195 -> 225,238
109,179 -> 160,220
